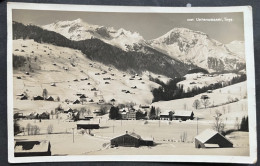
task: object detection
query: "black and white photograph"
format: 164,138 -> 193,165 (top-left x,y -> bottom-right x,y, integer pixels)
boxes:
7,3 -> 256,164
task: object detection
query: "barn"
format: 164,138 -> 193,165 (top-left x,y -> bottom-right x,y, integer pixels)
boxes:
33,95 -> 44,100
14,140 -> 51,157
173,110 -> 194,121
46,96 -> 54,101
76,121 -> 100,129
195,129 -> 233,148
111,131 -> 154,147
73,99 -> 80,104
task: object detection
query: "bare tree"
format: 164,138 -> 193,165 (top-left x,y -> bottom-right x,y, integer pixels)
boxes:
201,99 -> 210,109
180,131 -> 187,142
42,88 -> 48,100
26,123 -> 31,135
212,110 -> 225,133
47,124 -> 54,134
192,99 -> 201,109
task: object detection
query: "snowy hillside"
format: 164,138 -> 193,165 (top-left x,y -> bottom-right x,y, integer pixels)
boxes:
226,40 -> 245,59
42,19 -> 146,51
13,39 -> 162,114
149,28 -> 245,72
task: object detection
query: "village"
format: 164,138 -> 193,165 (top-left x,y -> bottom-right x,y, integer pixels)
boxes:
13,39 -> 249,157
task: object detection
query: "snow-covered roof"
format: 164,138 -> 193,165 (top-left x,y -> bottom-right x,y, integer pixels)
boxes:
195,129 -> 218,143
14,140 -> 50,153
195,129 -> 232,145
76,120 -> 99,125
174,110 -> 193,117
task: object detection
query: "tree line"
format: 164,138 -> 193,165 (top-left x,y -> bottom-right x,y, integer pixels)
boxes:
151,74 -> 247,102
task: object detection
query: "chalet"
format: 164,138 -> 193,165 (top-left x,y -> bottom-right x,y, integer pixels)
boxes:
173,110 -> 194,121
93,110 -> 102,116
98,99 -> 104,103
17,76 -> 22,79
160,112 -> 170,120
27,112 -> 39,119
129,78 -> 134,80
103,77 -> 111,80
73,79 -> 78,82
51,83 -> 56,86
127,109 -> 136,120
140,105 -> 150,109
14,140 -> 51,157
25,72 -> 29,75
110,131 -> 153,147
110,99 -> 116,102
73,99 -> 80,104
46,96 -> 54,101
160,110 -> 194,121
111,74 -> 115,76
121,111 -> 127,120
131,86 -> 137,89
64,108 -> 73,113
95,73 -> 100,75
88,99 -> 94,102
84,78 -> 88,80
33,96 -> 44,100
76,93 -> 82,96
76,121 -> 100,129
79,94 -> 87,99
201,95 -> 209,100
20,96 -> 28,100
125,91 -> 130,94
91,88 -> 97,91
105,82 -> 109,84
39,112 -> 50,119
16,93 -> 24,96
14,113 -> 25,119
195,129 -> 233,148
138,78 -> 142,80
207,90 -> 213,93
87,83 -> 91,85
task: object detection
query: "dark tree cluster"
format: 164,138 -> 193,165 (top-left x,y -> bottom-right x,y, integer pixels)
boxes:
109,106 -> 120,120
151,74 -> 247,102
13,55 -> 26,69
240,116 -> 249,132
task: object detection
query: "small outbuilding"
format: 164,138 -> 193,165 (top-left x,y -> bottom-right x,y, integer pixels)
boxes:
20,95 -> 28,100
195,129 -> 233,148
73,99 -> 80,104
76,121 -> 100,129
14,140 -> 51,157
33,96 -> 44,100
46,96 -> 54,101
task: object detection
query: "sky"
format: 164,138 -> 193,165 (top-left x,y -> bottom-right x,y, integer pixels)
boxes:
13,9 -> 244,44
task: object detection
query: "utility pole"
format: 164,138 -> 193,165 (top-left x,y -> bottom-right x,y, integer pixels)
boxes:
113,125 -> 114,133
196,117 -> 199,135
72,128 -> 75,143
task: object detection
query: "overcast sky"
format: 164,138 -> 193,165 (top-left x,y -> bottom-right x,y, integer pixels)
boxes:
13,9 -> 244,44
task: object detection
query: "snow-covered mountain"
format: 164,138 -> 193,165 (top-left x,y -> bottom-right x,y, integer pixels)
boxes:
226,40 -> 245,59
149,28 -> 245,72
42,19 -> 146,51
42,19 -> 245,72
